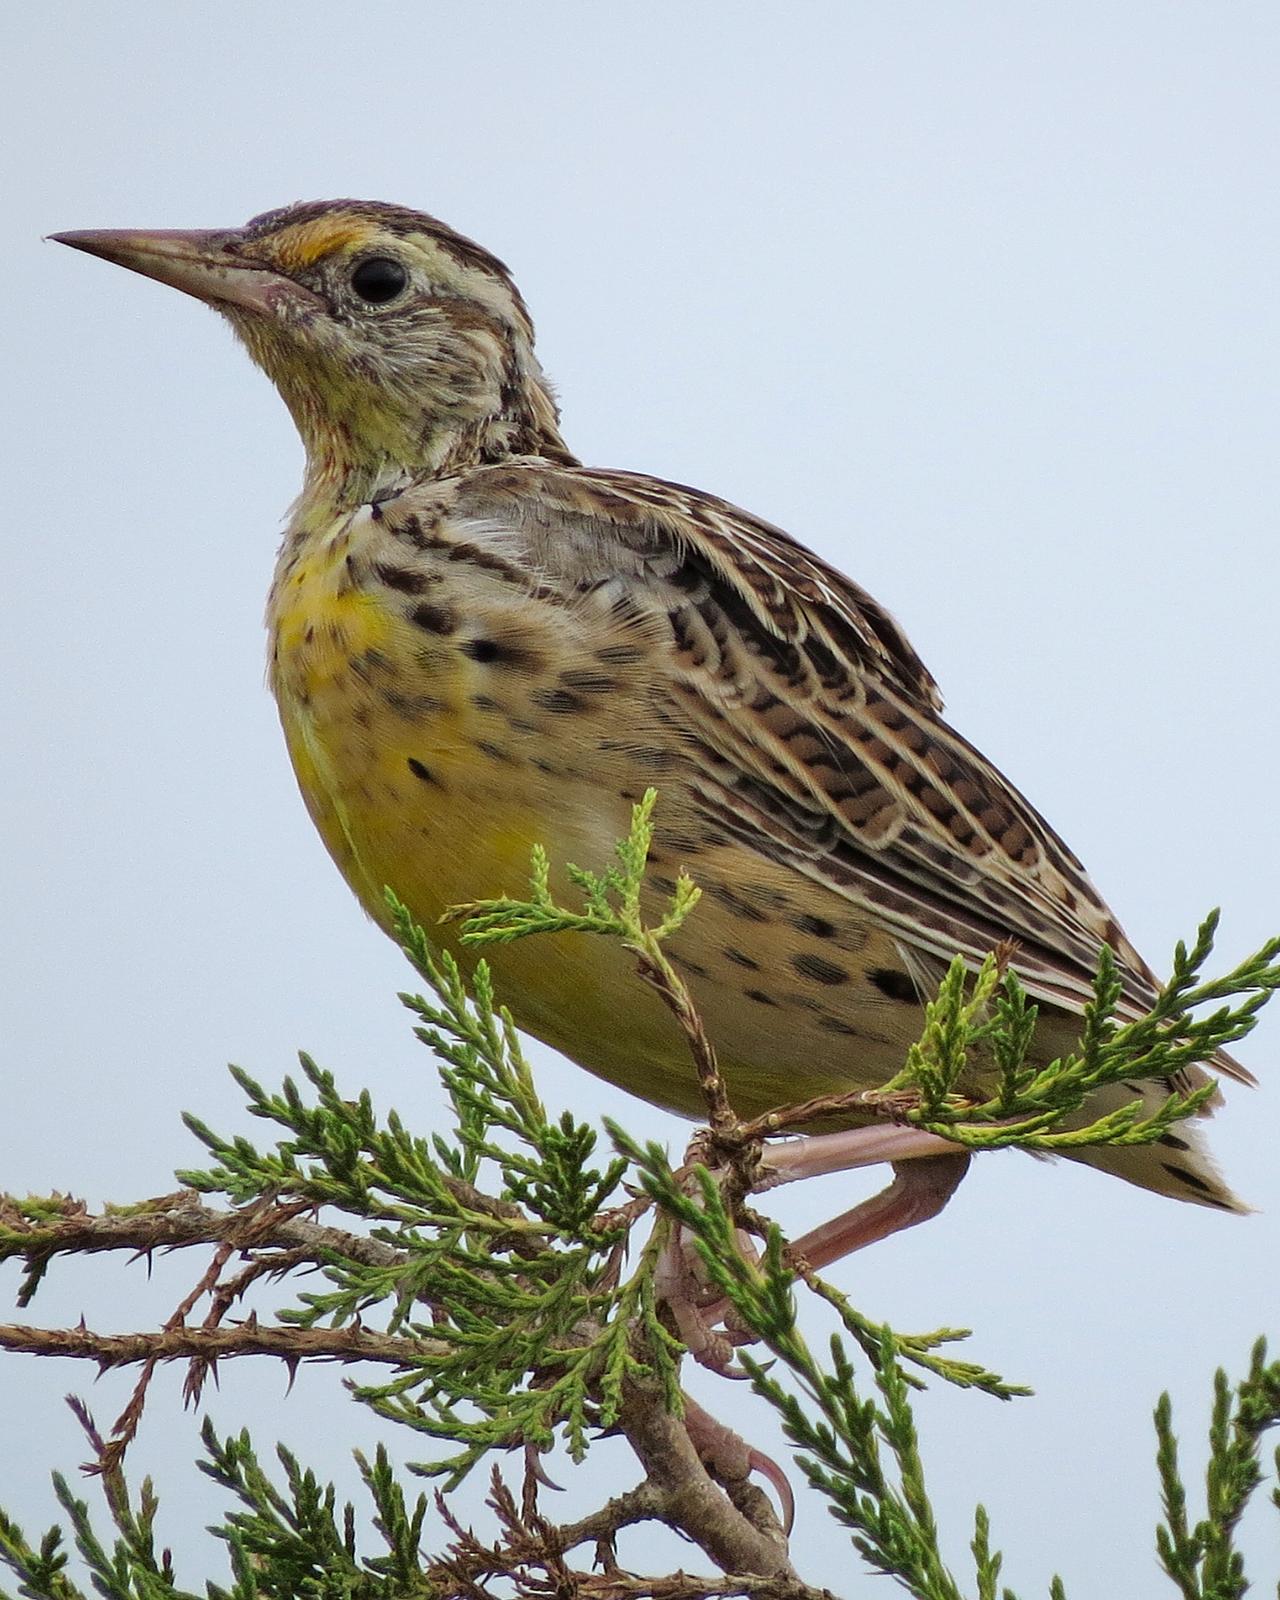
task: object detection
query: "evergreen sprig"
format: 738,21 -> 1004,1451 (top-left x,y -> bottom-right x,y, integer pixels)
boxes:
451,789 -> 702,956
0,1422 -> 440,1600
177,928 -> 678,1488
872,923 -> 1278,1154
614,1126 -> 1026,1403
1155,1339 -> 1280,1600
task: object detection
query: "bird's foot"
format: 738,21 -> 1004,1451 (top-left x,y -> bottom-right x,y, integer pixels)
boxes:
688,1146 -> 972,1333
681,1391 -> 795,1536
654,1206 -> 759,1372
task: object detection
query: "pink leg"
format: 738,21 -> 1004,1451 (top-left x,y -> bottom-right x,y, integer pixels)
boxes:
694,1139 -> 969,1337
784,1152 -> 970,1273
757,1123 -> 961,1189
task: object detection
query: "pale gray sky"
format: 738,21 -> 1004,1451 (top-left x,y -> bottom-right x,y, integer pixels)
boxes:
2,5 -> 1278,1594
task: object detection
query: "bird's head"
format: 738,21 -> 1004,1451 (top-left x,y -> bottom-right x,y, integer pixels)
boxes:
53,199 -> 572,504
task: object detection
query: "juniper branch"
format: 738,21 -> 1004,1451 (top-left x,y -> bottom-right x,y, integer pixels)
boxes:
0,1321 -> 433,1370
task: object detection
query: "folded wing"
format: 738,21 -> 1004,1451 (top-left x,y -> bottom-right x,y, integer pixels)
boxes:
447,460 -> 1249,1086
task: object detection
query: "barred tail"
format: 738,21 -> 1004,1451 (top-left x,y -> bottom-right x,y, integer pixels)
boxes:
1061,1071 -> 1249,1213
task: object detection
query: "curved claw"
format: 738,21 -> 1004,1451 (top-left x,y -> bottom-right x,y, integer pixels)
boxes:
747,1446 -> 796,1537
682,1394 -> 796,1537
524,1439 -> 563,1492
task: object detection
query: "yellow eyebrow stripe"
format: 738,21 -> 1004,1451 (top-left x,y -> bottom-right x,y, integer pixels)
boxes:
273,218 -> 377,270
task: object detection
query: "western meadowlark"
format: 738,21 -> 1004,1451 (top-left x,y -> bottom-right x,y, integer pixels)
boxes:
54,199 -> 1251,1256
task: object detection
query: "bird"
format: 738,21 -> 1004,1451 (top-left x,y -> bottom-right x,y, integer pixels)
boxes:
52,199 -> 1251,1261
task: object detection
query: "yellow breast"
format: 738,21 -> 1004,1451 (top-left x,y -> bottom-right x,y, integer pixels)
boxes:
269,515 -> 544,923
266,518 -> 713,1110
265,505 -> 923,1125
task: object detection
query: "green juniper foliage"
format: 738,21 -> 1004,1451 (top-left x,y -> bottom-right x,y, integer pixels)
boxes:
1,792 -> 1277,1599
1155,1340 -> 1280,1600
882,926 -> 1269,1153
180,929 -> 681,1487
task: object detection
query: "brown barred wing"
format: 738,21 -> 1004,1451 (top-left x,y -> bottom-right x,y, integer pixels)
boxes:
451,459 -> 1247,1074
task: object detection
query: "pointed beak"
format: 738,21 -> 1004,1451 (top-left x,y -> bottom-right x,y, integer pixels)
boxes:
49,227 -> 322,316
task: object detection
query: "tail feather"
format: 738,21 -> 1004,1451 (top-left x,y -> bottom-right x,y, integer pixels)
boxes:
892,939 -> 1253,1210
1061,1072 -> 1249,1213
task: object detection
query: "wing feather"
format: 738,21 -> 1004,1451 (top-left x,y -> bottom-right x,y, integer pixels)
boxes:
446,459 -> 1251,1083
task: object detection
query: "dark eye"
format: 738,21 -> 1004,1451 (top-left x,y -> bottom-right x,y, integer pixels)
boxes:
350,257 -> 409,304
